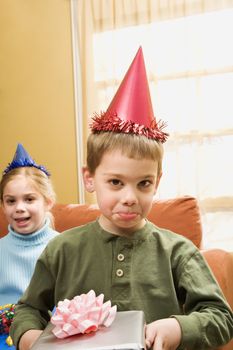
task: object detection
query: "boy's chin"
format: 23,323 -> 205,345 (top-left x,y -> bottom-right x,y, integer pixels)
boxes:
108,219 -> 146,235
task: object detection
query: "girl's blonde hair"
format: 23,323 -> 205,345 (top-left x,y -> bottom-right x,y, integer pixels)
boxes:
87,131 -> 164,175
0,167 -> 56,228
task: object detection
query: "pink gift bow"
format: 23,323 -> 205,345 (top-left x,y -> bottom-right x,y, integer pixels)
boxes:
51,290 -> 117,338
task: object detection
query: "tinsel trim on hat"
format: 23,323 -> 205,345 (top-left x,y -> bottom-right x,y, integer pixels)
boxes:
3,159 -> 50,177
90,112 -> 169,143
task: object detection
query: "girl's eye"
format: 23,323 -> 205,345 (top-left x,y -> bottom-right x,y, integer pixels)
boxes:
25,197 -> 35,202
5,199 -> 15,205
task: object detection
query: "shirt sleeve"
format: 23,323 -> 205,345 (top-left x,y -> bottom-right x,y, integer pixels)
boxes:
172,249 -> 233,349
10,246 -> 56,349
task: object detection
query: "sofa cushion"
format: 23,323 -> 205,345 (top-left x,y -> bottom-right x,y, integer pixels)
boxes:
0,196 -> 202,247
52,203 -> 101,233
147,196 -> 202,248
51,196 -> 202,248
0,208 -> 8,238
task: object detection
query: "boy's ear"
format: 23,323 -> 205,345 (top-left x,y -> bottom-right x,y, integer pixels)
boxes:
82,167 -> 95,193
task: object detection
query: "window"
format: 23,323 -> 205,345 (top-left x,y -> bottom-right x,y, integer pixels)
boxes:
92,8 -> 233,250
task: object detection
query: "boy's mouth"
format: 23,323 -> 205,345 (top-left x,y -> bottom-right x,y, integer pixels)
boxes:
117,212 -> 138,220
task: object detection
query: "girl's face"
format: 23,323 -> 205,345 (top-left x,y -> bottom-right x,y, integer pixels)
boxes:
2,174 -> 52,235
83,150 -> 161,236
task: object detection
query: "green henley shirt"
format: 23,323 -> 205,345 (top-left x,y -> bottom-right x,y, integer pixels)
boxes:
10,220 -> 233,349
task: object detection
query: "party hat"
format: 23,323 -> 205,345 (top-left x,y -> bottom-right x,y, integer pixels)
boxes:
3,143 -> 50,176
91,47 -> 168,142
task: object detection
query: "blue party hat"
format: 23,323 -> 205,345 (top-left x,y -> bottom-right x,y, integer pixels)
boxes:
3,143 -> 50,176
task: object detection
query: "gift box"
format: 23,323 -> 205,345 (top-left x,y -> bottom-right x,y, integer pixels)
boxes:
0,304 -> 15,349
31,310 -> 145,350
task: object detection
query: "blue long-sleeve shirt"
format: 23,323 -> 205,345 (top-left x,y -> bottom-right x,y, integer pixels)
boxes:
0,218 -> 58,305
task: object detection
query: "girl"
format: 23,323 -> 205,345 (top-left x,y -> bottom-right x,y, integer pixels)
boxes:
0,143 -> 59,305
0,144 -> 59,348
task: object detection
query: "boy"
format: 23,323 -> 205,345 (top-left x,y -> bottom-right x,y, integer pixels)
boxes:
10,48 -> 233,350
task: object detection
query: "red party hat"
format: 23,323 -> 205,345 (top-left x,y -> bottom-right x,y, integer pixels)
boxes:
91,47 -> 168,142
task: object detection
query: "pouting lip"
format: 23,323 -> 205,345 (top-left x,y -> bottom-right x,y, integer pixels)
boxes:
114,211 -> 139,215
115,212 -> 139,219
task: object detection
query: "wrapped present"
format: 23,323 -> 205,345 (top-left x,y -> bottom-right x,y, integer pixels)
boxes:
30,291 -> 145,350
0,304 -> 15,335
32,310 -> 145,350
0,334 -> 15,349
0,305 -> 15,348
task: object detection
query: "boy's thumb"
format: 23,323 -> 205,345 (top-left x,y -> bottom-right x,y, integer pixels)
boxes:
145,324 -> 157,349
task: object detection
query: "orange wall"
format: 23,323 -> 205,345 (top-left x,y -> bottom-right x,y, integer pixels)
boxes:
0,0 -> 78,203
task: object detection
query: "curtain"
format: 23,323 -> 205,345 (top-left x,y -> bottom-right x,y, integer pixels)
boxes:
71,0 -> 233,250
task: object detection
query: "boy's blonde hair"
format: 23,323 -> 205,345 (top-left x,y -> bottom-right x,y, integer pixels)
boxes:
0,167 -> 56,228
87,132 -> 164,175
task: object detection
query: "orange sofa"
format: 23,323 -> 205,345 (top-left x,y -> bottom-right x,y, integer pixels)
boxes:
0,196 -> 232,349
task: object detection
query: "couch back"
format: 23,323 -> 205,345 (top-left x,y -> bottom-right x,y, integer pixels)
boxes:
0,196 -> 202,248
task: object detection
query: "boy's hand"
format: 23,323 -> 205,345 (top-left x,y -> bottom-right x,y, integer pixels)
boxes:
19,329 -> 43,350
145,318 -> 181,350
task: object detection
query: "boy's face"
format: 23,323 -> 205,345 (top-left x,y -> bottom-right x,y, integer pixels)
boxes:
83,150 -> 161,235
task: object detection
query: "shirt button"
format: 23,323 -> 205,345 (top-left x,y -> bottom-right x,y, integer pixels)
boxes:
116,269 -> 124,277
117,253 -> 125,262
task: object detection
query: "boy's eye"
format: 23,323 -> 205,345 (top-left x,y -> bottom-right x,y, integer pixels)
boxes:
109,179 -> 122,186
138,180 -> 152,188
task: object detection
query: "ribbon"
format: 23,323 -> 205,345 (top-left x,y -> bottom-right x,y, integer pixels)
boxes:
51,290 -> 117,339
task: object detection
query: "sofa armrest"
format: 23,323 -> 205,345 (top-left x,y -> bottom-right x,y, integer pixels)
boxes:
202,249 -> 233,310
202,249 -> 233,350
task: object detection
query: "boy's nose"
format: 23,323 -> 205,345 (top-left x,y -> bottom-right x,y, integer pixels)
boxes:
121,187 -> 138,206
